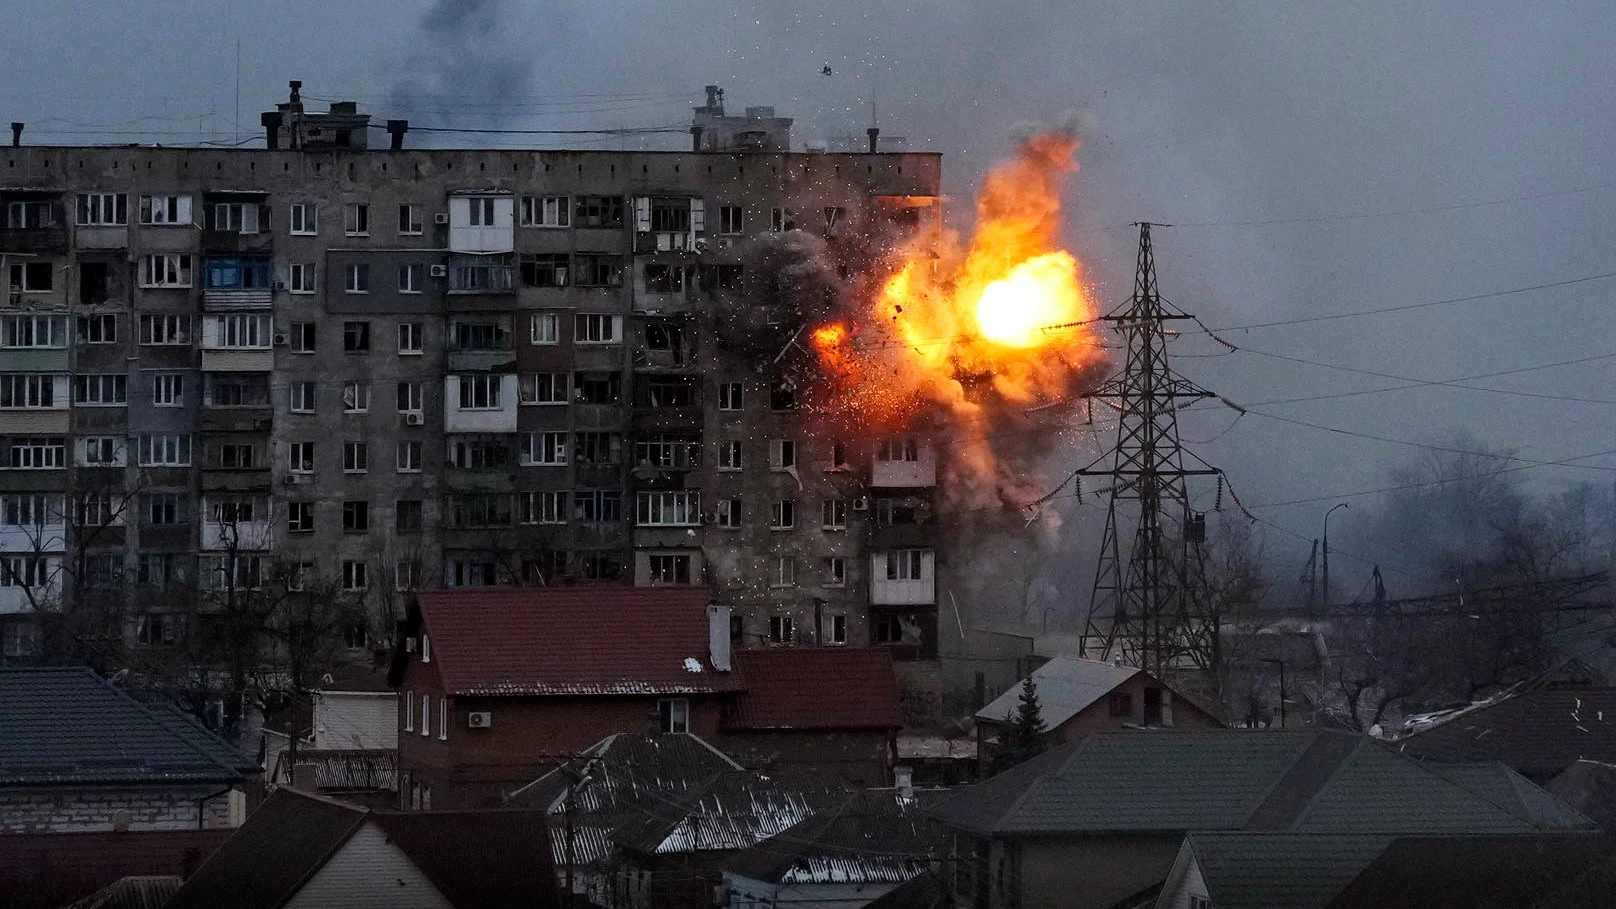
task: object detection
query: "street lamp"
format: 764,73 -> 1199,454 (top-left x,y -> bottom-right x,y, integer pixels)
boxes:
1261,657 -> 1288,728
1322,502 -> 1348,608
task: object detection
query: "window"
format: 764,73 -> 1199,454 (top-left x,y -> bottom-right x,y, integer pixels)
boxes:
398,263 -> 423,293
824,614 -> 848,645
770,381 -> 797,411
772,557 -> 796,588
574,432 -> 621,465
572,254 -> 623,287
398,203 -> 423,235
6,437 -> 65,469
574,195 -> 624,228
439,697 -> 448,740
342,382 -> 370,413
342,560 -> 368,590
519,253 -> 569,288
643,263 -> 687,293
1188,897 -> 1211,909
144,492 -> 184,526
822,499 -> 848,530
343,441 -> 368,473
136,554 -> 185,585
70,375 -> 125,407
520,491 -> 569,525
1,315 -> 66,348
446,559 -> 499,588
456,375 -> 502,410
345,263 -> 370,293
394,559 -> 420,591
208,496 -> 261,526
396,381 -> 424,414
447,321 -> 508,351
575,373 -> 621,404
7,262 -> 52,292
580,554 -> 623,580
770,439 -> 796,471
74,488 -> 124,527
139,194 -> 193,225
397,441 -> 422,473
876,499 -> 921,526
771,500 -> 796,530
521,432 -> 568,466
209,314 -> 270,349
151,374 -> 183,407
76,314 -> 116,344
830,441 -> 848,470
886,550 -> 927,581
212,442 -> 257,469
396,500 -> 423,532
140,253 -> 192,287
521,195 -> 571,227
519,373 -> 569,405
824,206 -> 846,234
405,691 -> 416,731
770,207 -> 786,231
79,436 -> 121,467
137,434 -> 191,466
289,382 -> 316,413
643,377 -> 694,408
344,202 -> 370,235
657,698 -> 689,733
77,193 -> 127,226
289,202 -> 318,235
715,204 -> 744,235
287,502 -> 314,533
212,202 -> 261,233
288,262 -> 316,293
716,498 -> 742,528
572,313 -> 620,345
343,321 -> 371,352
635,491 -> 700,526
466,197 -> 497,227
648,554 -> 692,585
530,313 -> 559,344
716,441 -> 744,471
447,494 -> 512,528
718,382 -> 742,411
398,322 -> 424,354
136,613 -> 187,646
446,437 -> 510,470
769,615 -> 795,644
448,255 -> 515,292
2,622 -> 39,657
879,438 -> 920,461
288,441 -> 313,473
342,500 -> 370,533
699,263 -> 744,293
138,314 -> 190,345
1,495 -> 61,527
823,557 -> 847,588
1109,692 -> 1134,718
0,375 -> 57,409
574,490 -> 623,523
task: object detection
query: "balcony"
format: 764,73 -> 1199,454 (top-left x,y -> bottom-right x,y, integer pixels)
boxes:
202,257 -> 274,310
200,407 -> 273,434
447,349 -> 516,372
0,225 -> 67,254
872,522 -> 940,550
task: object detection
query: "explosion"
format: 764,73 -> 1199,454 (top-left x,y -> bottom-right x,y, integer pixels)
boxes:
807,128 -> 1101,506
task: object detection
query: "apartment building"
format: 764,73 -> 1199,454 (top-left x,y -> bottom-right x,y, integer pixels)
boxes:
0,86 -> 944,672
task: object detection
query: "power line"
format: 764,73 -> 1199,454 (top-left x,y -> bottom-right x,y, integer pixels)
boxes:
1239,347 -> 1616,407
1167,179 -> 1616,230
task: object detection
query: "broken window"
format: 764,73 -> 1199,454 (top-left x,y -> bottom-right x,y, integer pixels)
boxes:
140,254 -> 191,288
635,434 -> 700,469
641,376 -> 695,408
575,373 -> 622,404
876,499 -> 920,525
448,320 -> 509,350
139,195 -> 192,226
8,262 -> 53,292
878,437 -> 920,461
644,323 -> 685,358
521,195 -> 570,228
643,263 -> 687,294
76,193 -> 127,226
573,254 -> 624,287
573,196 -> 624,229
823,206 -> 847,235
446,559 -> 498,588
770,380 -> 797,411
574,432 -> 623,465
830,441 -> 848,470
396,500 -> 424,532
343,321 -> 371,352
769,439 -> 796,471
447,437 -> 511,470
5,200 -> 56,229
648,198 -> 692,232
885,550 -> 927,581
520,254 -> 569,288
699,264 -> 744,293
523,551 -> 569,583
874,614 -> 906,645
647,554 -> 692,585
342,500 -> 370,533
79,262 -> 110,305
448,494 -> 513,528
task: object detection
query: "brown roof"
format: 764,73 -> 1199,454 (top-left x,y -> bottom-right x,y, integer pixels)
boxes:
409,587 -> 741,697
727,648 -> 902,730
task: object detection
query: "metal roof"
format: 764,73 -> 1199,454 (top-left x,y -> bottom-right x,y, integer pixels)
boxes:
974,657 -> 1139,727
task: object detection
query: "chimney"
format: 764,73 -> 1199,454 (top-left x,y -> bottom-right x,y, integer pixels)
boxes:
261,112 -> 282,150
690,126 -> 704,152
709,605 -> 732,672
386,119 -> 409,150
894,766 -> 914,799
291,763 -> 318,792
867,127 -> 880,154
288,80 -> 302,105
9,123 -> 22,147
704,84 -> 722,112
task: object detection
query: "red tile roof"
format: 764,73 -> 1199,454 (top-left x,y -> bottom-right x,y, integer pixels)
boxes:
415,587 -> 741,697
727,649 -> 902,730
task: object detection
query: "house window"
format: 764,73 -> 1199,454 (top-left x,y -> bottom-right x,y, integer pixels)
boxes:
456,375 -> 502,410
530,313 -> 559,344
211,442 -> 258,468
288,202 -> 317,235
396,559 -> 422,590
825,614 -> 847,645
398,203 -> 423,235
573,195 -> 624,228
396,499 -> 424,532
397,441 -> 422,473
144,493 -> 184,526
287,502 -> 314,533
519,373 -> 569,405
0,316 -> 64,350
345,263 -> 370,293
574,432 -> 621,465
135,613 -> 187,646
290,322 -> 316,353
140,253 -> 192,287
520,254 -> 569,288
398,263 -> 423,293
136,554 -> 185,585
342,382 -> 370,413
572,254 -> 623,287
405,691 -> 416,731
1109,692 -> 1134,718
446,437 -> 510,470
822,499 -> 848,530
5,437 -> 65,469
770,381 -> 797,412
212,202 -> 261,233
465,197 -> 497,227
575,373 -> 622,404
772,556 -> 796,588
446,559 -> 499,587
136,434 -> 190,466
342,500 -> 370,533
74,491 -> 123,527
647,554 -> 692,585
77,193 -> 127,226
343,441 -> 368,473
769,615 -> 794,645
770,500 -> 796,531
397,381 -> 424,413
574,490 -> 623,523
770,207 -> 786,231
288,262 -> 316,293
718,382 -> 742,411
139,194 -> 193,225
879,438 -> 920,461
439,697 -> 448,740
769,439 -> 796,471
520,432 -> 568,466
636,491 -> 700,527
447,494 -> 513,528
344,202 -> 370,235
448,321 -> 508,350
874,614 -> 905,645
1,495 -> 61,527
658,698 -> 690,733
7,262 -> 53,293
716,498 -> 742,528
79,436 -> 122,467
289,382 -> 316,413
520,491 -> 569,525
823,206 -> 846,234
343,321 -> 371,352
287,441 -> 314,473
1188,898 -> 1211,909
398,322 -> 424,354
342,560 -> 367,590
885,550 -> 926,581
823,557 -> 847,588
574,313 -> 620,344
643,263 -> 687,293
0,375 -> 57,409
716,442 -> 744,471
719,205 -> 743,234
519,195 -> 570,227
209,314 -> 270,348
76,314 -> 116,344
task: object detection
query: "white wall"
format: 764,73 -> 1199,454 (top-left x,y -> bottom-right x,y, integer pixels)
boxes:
314,691 -> 400,750
870,551 -> 936,605
447,196 -> 515,254
870,442 -> 936,488
285,821 -> 454,909
443,374 -> 518,432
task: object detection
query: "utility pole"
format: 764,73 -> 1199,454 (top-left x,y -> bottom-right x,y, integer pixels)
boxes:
1261,657 -> 1287,728
1301,540 -> 1318,608
1079,223 -> 1223,674
1323,502 -> 1348,608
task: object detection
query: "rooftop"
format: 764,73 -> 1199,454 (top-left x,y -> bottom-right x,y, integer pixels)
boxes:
975,657 -> 1141,728
1324,833 -> 1616,909
1395,685 -> 1616,782
723,790 -> 950,886
727,648 -> 902,731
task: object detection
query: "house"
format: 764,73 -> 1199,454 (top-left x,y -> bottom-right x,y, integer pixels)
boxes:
722,648 -> 904,785
263,662 -> 400,808
1394,680 -> 1616,783
164,786 -> 560,909
973,658 -> 1221,768
391,587 -> 742,808
723,790 -> 951,909
929,729 -> 1593,909
0,667 -> 259,834
1322,833 -> 1616,909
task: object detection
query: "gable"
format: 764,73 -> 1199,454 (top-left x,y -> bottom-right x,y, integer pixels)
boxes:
285,821 -> 453,909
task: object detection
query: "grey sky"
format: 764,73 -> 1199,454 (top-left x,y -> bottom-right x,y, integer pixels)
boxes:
8,0 -> 1616,592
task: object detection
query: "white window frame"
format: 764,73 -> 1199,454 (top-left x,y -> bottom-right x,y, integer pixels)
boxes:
717,441 -> 744,471
209,314 -> 271,349
151,373 -> 184,407
824,557 -> 847,588
342,559 -> 368,591
718,382 -> 742,411
288,202 -> 318,235
139,194 -> 193,226
76,193 -> 127,226
456,374 -> 501,410
770,439 -> 796,471
530,313 -> 559,345
771,499 -> 796,531
345,263 -> 370,294
212,202 -> 260,234
520,195 -> 571,228
0,375 -> 60,409
136,434 -> 191,467
79,436 -> 123,467
344,202 -> 370,236
342,382 -> 370,413
520,490 -> 569,525
398,322 -> 424,354
72,374 -> 125,407
574,313 -> 621,345
288,262 -> 316,294
397,441 -> 422,473
719,205 -> 744,235
289,382 -> 316,413
76,314 -> 116,344
398,203 -> 423,236
822,499 -> 848,531
396,381 -> 424,414
288,441 -> 314,474
398,263 -> 423,294
773,556 -> 796,588
658,698 -> 690,733
519,372 -> 569,406
343,441 -> 368,474
520,431 -> 568,466
140,253 -> 192,288
138,315 -> 189,346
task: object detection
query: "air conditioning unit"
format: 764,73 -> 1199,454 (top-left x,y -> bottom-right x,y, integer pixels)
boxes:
405,412 -> 424,426
467,711 -> 492,729
433,212 -> 450,225
281,474 -> 297,486
272,333 -> 289,346
273,280 -> 286,291
852,497 -> 870,511
429,264 -> 448,278
701,512 -> 717,525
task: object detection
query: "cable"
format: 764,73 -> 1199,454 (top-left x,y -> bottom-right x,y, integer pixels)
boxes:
372,123 -> 687,137
1167,179 -> 1616,230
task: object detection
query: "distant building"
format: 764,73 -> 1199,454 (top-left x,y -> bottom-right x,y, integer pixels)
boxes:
0,667 -> 258,834
1394,678 -> 1616,783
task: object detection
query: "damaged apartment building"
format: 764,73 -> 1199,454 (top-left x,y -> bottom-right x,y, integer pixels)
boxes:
0,83 -> 946,670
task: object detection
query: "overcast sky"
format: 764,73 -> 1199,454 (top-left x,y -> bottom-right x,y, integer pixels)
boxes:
9,0 -> 1616,593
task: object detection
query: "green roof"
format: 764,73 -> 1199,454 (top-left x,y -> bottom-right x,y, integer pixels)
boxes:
1187,833 -> 1391,909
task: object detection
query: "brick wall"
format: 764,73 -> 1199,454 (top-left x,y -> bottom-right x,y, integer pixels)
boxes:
0,827 -> 231,909
719,729 -> 894,786
0,785 -> 238,834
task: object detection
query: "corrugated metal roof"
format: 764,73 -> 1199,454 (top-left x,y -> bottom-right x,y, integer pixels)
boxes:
727,649 -> 902,731
615,770 -> 851,855
974,657 -> 1139,727
726,790 -> 950,885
